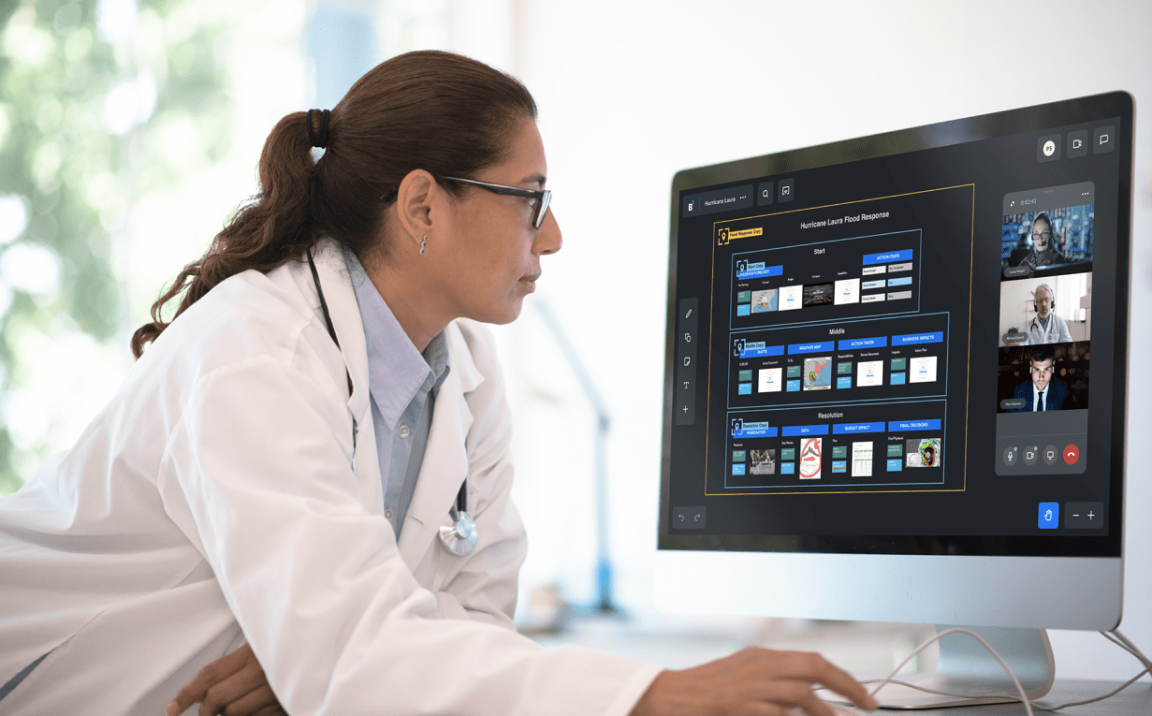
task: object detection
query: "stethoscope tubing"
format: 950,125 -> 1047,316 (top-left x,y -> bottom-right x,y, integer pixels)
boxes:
307,250 -> 476,556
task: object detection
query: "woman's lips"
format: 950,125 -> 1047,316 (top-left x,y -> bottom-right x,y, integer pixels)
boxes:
520,272 -> 541,292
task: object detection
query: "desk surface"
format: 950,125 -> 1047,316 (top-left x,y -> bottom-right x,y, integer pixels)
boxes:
877,679 -> 1152,714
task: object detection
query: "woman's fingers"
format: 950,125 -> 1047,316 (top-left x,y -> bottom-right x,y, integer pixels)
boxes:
762,650 -> 877,711
629,647 -> 877,716
199,659 -> 266,716
221,684 -> 282,716
167,647 -> 252,716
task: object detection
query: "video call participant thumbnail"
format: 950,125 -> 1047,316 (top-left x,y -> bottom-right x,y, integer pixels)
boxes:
1024,283 -> 1072,345
1010,346 -> 1069,413
1015,212 -> 1068,269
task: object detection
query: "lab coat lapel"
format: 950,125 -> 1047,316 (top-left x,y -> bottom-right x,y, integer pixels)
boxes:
309,241 -> 381,513
397,323 -> 483,570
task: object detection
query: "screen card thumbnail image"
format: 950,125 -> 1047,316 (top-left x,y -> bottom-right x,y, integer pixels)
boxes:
723,400 -> 950,493
732,229 -> 922,329
728,312 -> 950,409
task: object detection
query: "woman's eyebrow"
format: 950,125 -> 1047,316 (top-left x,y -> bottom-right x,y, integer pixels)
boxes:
521,173 -> 546,187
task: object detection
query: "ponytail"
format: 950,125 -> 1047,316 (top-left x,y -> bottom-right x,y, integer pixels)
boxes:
130,111 -> 321,357
131,50 -> 537,359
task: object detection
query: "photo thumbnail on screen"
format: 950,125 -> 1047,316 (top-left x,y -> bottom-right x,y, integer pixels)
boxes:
1001,183 -> 1094,274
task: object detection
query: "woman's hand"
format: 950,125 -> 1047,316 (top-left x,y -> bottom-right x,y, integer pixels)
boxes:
630,647 -> 878,716
166,644 -> 286,716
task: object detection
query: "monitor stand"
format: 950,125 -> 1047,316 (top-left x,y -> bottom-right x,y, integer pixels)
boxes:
874,626 -> 1055,710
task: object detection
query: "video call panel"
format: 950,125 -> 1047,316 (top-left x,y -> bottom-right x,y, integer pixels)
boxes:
994,183 -> 1093,477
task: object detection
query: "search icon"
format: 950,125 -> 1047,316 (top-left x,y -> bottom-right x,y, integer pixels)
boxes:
756,181 -> 774,206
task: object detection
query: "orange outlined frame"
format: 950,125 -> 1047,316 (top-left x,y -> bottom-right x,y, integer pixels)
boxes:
704,184 -> 976,496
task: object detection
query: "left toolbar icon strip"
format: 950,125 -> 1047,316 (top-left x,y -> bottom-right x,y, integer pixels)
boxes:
677,298 -> 699,425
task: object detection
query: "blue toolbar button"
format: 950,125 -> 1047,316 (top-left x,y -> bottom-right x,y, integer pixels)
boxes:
1038,502 -> 1059,529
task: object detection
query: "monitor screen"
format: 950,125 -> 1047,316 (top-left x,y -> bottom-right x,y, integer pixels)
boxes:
659,93 -> 1131,565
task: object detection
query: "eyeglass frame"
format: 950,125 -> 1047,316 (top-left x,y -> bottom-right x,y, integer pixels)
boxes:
379,175 -> 552,230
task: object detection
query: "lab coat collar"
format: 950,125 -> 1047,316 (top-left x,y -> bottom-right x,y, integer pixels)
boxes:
307,240 -> 486,569
310,240 -> 372,424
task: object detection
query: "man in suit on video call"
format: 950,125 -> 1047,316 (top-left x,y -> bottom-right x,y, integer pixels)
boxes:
1011,346 -> 1070,412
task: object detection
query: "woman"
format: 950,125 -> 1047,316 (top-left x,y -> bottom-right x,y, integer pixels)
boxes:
0,51 -> 876,716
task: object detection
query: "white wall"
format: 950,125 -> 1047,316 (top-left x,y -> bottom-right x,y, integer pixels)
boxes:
453,0 -> 1152,682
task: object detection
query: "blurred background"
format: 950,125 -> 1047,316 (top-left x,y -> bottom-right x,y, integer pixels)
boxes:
1,0 -> 1149,685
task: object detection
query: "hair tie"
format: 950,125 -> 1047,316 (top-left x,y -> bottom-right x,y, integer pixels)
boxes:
306,109 -> 331,148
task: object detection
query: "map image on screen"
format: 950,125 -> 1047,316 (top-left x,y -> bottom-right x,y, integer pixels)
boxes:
803,357 -> 832,391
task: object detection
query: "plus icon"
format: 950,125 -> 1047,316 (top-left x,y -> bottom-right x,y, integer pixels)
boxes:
682,405 -> 689,413
1087,511 -> 1096,520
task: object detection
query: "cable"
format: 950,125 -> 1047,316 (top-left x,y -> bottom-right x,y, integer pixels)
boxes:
1108,628 -> 1152,670
1034,664 -> 1151,710
821,628 -> 1150,713
866,628 -> 1034,716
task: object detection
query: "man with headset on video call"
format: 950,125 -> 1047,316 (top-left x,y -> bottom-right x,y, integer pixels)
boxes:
1024,283 -> 1073,345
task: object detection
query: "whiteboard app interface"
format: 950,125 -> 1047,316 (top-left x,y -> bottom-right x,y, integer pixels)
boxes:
666,108 -> 1125,547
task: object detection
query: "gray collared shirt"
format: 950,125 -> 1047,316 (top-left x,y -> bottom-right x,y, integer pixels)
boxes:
346,250 -> 450,537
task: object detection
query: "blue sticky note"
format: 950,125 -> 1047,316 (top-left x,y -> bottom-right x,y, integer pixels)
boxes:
786,380 -> 801,392
737,304 -> 751,316
738,383 -> 752,395
732,464 -> 746,476
832,460 -> 847,473
837,376 -> 852,389
887,458 -> 902,472
781,462 -> 796,475
890,372 -> 906,385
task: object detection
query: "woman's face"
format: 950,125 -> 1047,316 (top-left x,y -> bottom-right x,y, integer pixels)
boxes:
439,118 -> 562,325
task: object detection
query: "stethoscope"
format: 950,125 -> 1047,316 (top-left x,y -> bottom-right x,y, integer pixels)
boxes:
307,250 -> 478,556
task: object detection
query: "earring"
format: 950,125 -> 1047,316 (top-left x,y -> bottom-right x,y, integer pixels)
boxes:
420,235 -> 427,255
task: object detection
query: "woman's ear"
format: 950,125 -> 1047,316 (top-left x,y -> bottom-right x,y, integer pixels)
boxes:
394,169 -> 440,255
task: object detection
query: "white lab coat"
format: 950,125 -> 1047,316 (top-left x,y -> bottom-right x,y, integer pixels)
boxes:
1024,313 -> 1072,344
0,241 -> 661,716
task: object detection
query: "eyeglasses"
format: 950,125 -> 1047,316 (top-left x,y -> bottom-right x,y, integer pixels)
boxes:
1032,231 -> 1053,240
441,176 -> 551,229
379,176 -> 552,229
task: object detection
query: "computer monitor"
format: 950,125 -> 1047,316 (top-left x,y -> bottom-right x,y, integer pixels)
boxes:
655,92 -> 1132,707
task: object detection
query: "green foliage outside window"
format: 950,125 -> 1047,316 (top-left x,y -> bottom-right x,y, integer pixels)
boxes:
0,0 -> 229,495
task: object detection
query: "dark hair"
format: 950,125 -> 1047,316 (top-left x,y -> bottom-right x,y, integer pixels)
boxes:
131,51 -> 537,358
1029,346 -> 1055,365
1032,212 -> 1052,233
